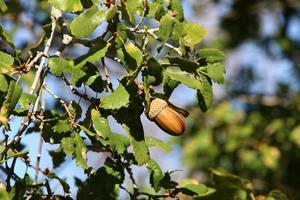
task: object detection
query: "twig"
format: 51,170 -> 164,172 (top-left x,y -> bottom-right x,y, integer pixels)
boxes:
135,28 -> 183,56
43,84 -> 76,127
101,58 -> 114,92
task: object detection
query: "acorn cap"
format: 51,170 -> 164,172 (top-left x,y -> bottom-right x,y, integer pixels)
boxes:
148,98 -> 168,120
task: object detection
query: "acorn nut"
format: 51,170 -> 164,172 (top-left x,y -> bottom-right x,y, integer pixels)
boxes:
148,98 -> 186,136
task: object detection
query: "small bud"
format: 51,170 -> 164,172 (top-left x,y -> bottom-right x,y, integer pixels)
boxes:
148,98 -> 186,136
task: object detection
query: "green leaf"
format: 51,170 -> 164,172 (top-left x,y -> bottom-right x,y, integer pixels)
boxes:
52,119 -> 72,133
164,70 -> 202,90
49,148 -> 66,168
146,58 -> 162,86
183,22 -> 206,50
61,137 -> 75,155
147,2 -> 167,20
48,57 -> 86,84
117,42 -> 143,73
158,14 -> 176,41
197,48 -> 225,63
0,81 -> 22,127
211,169 -> 252,191
73,132 -> 88,169
0,0 -> 7,13
14,93 -> 36,115
109,133 -> 130,155
163,73 -> 180,98
148,159 -> 164,192
206,62 -> 225,84
0,51 -> 14,74
100,83 -> 130,110
70,6 -> 106,38
75,43 -> 109,68
48,172 -> 70,193
0,189 -> 11,200
0,74 -> 8,92
197,75 -> 213,112
180,184 -> 208,196
171,20 -> 185,41
91,109 -> 129,154
0,25 -> 14,48
130,137 -> 150,166
167,56 -> 200,73
91,108 -> 113,139
62,132 -> 88,169
145,137 -> 171,153
266,190 -> 288,200
170,0 -> 184,22
120,0 -> 143,24
48,0 -> 83,12
76,158 -> 124,199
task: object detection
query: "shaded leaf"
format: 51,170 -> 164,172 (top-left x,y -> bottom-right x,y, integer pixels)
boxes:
197,75 -> 213,112
77,158 -> 124,200
167,56 -> 199,73
48,172 -> 70,193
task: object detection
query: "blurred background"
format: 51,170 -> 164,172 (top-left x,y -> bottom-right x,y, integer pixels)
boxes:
1,0 -> 300,199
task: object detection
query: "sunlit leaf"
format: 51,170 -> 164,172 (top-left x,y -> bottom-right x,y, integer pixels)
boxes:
48,0 -> 83,12
70,6 -> 106,38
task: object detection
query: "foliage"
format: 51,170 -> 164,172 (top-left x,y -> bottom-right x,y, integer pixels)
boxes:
0,0 -> 288,200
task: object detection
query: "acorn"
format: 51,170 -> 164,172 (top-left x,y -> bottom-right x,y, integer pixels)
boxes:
148,98 -> 186,136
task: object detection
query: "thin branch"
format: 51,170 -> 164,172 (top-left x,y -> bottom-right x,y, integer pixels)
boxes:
43,84 -> 76,127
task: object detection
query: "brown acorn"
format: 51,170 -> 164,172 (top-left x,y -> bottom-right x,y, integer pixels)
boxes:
148,98 -> 186,136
